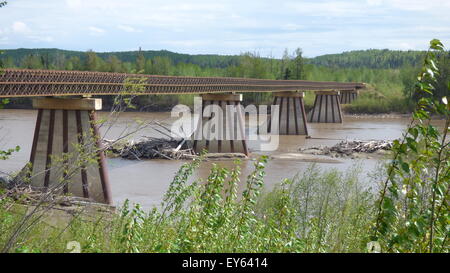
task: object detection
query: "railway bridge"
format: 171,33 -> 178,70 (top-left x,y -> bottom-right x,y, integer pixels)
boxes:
0,69 -> 365,204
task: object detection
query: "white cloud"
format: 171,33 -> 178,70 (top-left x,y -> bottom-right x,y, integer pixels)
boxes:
389,0 -> 450,11
366,0 -> 383,6
29,35 -> 54,42
66,0 -> 82,9
12,21 -> 31,34
0,36 -> 9,45
285,1 -> 370,17
88,26 -> 105,35
117,25 -> 142,33
281,24 -> 304,31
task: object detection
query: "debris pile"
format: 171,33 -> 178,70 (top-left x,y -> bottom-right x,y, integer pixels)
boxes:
330,140 -> 393,154
103,137 -> 194,160
0,184 -> 115,214
299,140 -> 393,158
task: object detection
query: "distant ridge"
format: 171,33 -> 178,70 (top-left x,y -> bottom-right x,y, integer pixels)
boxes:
0,48 -> 428,69
308,49 -> 427,69
0,48 -> 242,69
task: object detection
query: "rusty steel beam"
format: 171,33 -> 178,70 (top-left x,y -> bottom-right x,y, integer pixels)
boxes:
0,69 -> 365,98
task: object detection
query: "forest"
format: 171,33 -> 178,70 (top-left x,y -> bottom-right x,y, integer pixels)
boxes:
1,47 -> 449,113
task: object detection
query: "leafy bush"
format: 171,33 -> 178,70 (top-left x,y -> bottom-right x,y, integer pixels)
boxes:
0,158 -> 375,253
373,39 -> 449,253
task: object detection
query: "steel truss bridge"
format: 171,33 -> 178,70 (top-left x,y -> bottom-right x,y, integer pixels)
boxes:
0,69 -> 364,97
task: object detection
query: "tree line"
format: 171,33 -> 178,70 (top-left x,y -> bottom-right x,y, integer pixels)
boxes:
309,49 -> 427,69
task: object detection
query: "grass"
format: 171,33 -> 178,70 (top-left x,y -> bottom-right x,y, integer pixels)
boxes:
0,158 -> 377,253
344,83 -> 412,114
303,83 -> 412,114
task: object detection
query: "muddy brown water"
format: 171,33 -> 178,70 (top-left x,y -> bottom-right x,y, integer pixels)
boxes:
0,109 -> 445,209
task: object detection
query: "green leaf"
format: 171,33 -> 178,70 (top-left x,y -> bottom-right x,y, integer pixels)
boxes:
428,59 -> 438,71
429,39 -> 444,50
408,128 -> 419,139
399,143 -> 408,154
425,68 -> 435,78
406,137 -> 417,153
401,162 -> 410,173
382,197 -> 395,210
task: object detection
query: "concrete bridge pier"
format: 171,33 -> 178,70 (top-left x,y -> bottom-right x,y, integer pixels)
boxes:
27,97 -> 112,204
308,90 -> 343,123
192,93 -> 249,155
340,89 -> 359,104
269,91 -> 308,135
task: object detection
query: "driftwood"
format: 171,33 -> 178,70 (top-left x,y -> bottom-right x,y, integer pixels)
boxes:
299,140 -> 393,157
102,138 -> 249,161
103,137 -> 194,160
0,184 -> 114,212
182,153 -> 247,161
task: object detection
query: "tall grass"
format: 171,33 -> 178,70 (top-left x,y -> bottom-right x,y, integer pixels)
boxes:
343,83 -> 412,114
0,158 -> 375,253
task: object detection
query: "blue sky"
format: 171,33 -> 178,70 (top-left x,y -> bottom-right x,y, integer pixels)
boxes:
0,0 -> 449,57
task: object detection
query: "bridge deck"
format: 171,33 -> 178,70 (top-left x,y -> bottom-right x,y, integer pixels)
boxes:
0,69 -> 365,97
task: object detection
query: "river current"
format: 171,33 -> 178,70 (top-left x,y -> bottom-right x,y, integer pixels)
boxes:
1,109 -> 442,209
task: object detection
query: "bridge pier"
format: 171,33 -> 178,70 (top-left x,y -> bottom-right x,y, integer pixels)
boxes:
28,98 -> 112,204
192,94 -> 248,155
269,91 -> 308,135
340,89 -> 359,104
308,91 -> 343,123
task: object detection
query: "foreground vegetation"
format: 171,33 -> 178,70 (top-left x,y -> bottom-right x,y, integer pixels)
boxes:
0,160 -> 376,253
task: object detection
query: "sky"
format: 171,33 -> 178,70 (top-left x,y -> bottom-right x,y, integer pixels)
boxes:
0,0 -> 449,58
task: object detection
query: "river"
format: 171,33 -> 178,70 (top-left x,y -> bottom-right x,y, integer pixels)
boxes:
0,109 -> 443,209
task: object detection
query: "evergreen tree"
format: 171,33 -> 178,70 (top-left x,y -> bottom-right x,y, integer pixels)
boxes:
21,54 -> 44,69
152,56 -> 171,75
293,48 -> 305,80
85,50 -> 100,71
283,67 -> 291,80
108,55 -> 122,72
136,47 -> 145,73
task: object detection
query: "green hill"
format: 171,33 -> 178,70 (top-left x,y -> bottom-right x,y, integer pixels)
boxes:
307,49 -> 426,69
0,48 -> 428,70
0,48 -> 242,69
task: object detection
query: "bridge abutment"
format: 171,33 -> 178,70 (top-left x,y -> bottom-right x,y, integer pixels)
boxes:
340,89 -> 359,104
269,91 -> 308,135
28,98 -> 112,204
192,94 -> 249,155
308,91 -> 343,123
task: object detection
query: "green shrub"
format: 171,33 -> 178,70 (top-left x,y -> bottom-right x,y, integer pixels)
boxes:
0,158 -> 376,253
